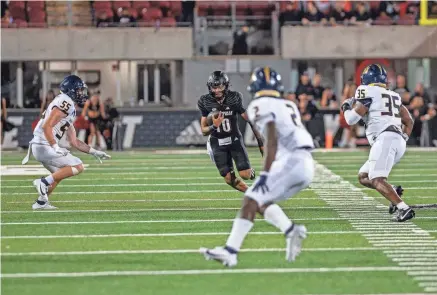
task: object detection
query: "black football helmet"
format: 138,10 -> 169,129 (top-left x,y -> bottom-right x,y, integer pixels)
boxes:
207,71 -> 230,99
59,75 -> 89,106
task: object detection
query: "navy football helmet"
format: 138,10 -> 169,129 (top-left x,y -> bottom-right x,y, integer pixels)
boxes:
59,75 -> 89,106
247,67 -> 284,97
360,64 -> 388,87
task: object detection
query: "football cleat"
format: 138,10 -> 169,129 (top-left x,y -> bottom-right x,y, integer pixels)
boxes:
393,207 -> 415,222
199,246 -> 238,267
285,224 -> 307,262
32,178 -> 49,202
389,185 -> 404,215
32,201 -> 57,210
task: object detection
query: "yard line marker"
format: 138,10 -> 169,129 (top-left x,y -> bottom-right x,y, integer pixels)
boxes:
413,276 -> 437,281
3,266 -> 437,279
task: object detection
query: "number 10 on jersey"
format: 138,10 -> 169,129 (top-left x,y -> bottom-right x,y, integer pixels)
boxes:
217,118 -> 231,132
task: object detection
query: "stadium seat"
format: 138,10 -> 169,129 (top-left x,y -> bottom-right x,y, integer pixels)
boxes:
170,1 -> 182,15
8,1 -> 25,9
27,1 -> 45,9
9,6 -> 26,20
397,14 -> 416,25
29,10 -> 46,23
132,1 -> 150,10
159,1 -> 171,9
112,1 -> 131,10
96,8 -> 114,18
93,1 -> 112,10
141,7 -> 163,21
15,19 -> 28,28
160,17 -> 176,27
373,15 -> 393,25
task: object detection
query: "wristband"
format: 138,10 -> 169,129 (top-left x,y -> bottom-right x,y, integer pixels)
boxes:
51,143 -> 60,150
209,125 -> 217,132
260,171 -> 269,176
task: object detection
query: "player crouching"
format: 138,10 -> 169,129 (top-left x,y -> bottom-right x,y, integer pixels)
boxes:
341,64 -> 415,222
22,75 -> 111,210
200,67 -> 314,267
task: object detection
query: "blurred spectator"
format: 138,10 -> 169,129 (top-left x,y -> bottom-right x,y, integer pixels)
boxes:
351,2 -> 371,25
339,82 -> 357,148
39,89 -> 55,117
279,2 -> 303,26
312,74 -> 325,101
408,83 -> 434,144
2,9 -> 13,24
393,74 -> 411,106
315,0 -> 331,15
117,7 -> 136,25
302,1 -> 327,26
393,74 -> 410,96
428,0 -> 437,17
101,97 -> 120,150
96,10 -> 113,27
320,87 -> 338,109
181,1 -> 195,23
329,1 -> 351,26
232,26 -> 249,55
82,94 -> 106,148
379,1 -> 400,19
297,93 -> 318,127
285,91 -> 297,104
295,72 -> 314,99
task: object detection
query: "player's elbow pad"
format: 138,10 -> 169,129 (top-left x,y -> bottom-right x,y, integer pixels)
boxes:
344,109 -> 362,125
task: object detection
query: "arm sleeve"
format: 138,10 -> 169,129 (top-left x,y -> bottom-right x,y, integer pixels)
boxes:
236,92 -> 246,114
197,98 -> 209,117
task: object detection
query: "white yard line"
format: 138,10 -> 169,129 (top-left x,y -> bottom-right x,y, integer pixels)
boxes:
2,187 -> 434,196
0,231 -> 365,239
3,266 -> 436,279
0,247 -> 389,257
2,174 -> 436,182
3,247 -> 437,258
2,217 -> 437,225
4,180 -> 437,189
310,163 -> 437,293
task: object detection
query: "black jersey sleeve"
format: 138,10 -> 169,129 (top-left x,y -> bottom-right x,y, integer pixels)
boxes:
235,92 -> 246,114
197,96 -> 209,117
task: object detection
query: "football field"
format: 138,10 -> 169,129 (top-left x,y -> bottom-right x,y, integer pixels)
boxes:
1,148 -> 437,295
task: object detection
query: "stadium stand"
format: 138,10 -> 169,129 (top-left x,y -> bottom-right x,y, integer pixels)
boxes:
0,1 -> 423,28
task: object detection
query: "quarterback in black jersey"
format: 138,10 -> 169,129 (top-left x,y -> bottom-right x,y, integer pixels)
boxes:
197,71 -> 264,192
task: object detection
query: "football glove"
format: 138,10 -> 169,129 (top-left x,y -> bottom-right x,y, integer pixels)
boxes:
341,97 -> 356,113
89,148 -> 111,164
52,144 -> 69,156
252,172 -> 269,194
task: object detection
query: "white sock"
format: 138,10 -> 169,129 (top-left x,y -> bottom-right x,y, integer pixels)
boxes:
225,218 -> 253,252
44,175 -> 55,185
264,204 -> 293,233
396,201 -> 409,210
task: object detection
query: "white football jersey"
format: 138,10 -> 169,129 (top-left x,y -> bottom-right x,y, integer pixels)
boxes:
355,85 -> 403,146
32,93 -> 76,145
247,96 -> 314,153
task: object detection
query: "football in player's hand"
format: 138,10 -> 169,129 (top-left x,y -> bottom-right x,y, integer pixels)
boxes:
207,111 -> 220,126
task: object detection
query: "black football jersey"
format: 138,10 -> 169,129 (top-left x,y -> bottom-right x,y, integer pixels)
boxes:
197,91 -> 246,139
